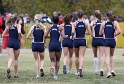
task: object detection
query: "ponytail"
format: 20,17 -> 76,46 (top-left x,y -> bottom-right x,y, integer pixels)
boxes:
106,11 -> 115,22
94,10 -> 101,20
34,14 -> 46,30
77,10 -> 84,19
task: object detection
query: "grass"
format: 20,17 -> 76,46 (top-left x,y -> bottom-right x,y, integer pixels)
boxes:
0,48 -> 124,84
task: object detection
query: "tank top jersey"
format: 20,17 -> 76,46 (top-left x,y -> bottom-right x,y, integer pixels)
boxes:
32,26 -> 44,43
64,23 -> 72,39
104,21 -> 115,39
8,24 -> 19,40
75,21 -> 86,38
92,20 -> 103,37
50,25 -> 61,42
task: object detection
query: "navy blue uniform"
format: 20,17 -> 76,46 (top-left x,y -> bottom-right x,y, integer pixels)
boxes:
49,25 -> 62,52
62,23 -> 73,48
103,21 -> 116,48
73,21 -> 86,48
32,26 -> 44,53
7,25 -> 20,50
92,20 -> 104,48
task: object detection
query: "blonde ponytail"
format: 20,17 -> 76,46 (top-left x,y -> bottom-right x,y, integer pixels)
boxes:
34,14 -> 46,30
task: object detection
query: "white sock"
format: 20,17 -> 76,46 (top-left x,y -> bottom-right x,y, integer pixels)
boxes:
0,54 -> 2,57
94,58 -> 98,72
111,70 -> 114,72
100,68 -> 103,71
79,68 -> 82,70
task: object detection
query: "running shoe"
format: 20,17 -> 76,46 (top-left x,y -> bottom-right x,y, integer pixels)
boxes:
50,66 -> 55,76
106,73 -> 111,78
100,71 -> 104,76
78,69 -> 83,77
7,69 -> 11,78
54,76 -> 58,80
40,68 -> 44,77
63,65 -> 67,74
14,74 -> 19,78
111,72 -> 116,76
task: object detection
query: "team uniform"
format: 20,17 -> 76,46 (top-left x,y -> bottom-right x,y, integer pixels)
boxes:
103,21 -> 116,48
49,25 -> 62,52
7,25 -> 20,50
73,21 -> 86,48
32,26 -> 44,53
92,20 -> 103,47
62,23 -> 73,48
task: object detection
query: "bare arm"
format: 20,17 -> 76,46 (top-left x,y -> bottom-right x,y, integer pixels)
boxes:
2,26 -> 9,38
44,27 -> 50,38
85,22 -> 91,35
17,24 -> 22,39
59,25 -> 68,39
26,26 -> 34,39
114,21 -> 121,36
99,21 -> 105,35
71,22 -> 76,39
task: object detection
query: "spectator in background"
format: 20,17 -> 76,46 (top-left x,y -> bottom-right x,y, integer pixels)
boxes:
102,17 -> 107,21
17,16 -> 25,48
58,11 -> 64,25
89,15 -> 94,23
83,13 -> 89,25
41,13 -> 52,24
73,12 -> 77,22
27,17 -> 31,23
0,13 -> 3,57
53,12 -> 58,16
2,12 -> 10,50
23,14 -> 30,23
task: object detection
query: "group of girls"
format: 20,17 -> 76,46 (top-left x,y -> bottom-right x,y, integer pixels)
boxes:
2,10 -> 121,80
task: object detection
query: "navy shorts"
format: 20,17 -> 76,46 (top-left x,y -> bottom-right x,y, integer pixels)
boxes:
32,43 -> 44,53
7,40 -> 20,50
92,38 -> 104,48
73,39 -> 86,48
62,39 -> 73,48
49,42 -> 62,52
103,39 -> 116,48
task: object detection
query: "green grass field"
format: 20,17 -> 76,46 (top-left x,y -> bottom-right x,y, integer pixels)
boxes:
0,48 -> 124,84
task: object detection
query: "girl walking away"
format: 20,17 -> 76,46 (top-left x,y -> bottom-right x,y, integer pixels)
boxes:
90,10 -> 104,76
17,16 -> 25,48
71,10 -> 91,77
99,11 -> 121,78
62,13 -> 73,74
2,14 -> 21,78
45,16 -> 68,80
26,14 -> 46,78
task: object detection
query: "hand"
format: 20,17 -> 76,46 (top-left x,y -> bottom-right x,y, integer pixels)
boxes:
90,34 -> 94,38
65,35 -> 68,38
70,36 -> 74,40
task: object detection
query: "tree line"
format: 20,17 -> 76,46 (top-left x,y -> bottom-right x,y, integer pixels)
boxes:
1,0 -> 124,18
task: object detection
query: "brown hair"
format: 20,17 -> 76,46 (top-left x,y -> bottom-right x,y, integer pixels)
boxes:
77,10 -> 84,19
34,14 -> 46,30
94,10 -> 101,20
106,11 -> 115,22
64,13 -> 73,25
17,16 -> 24,29
6,14 -> 17,27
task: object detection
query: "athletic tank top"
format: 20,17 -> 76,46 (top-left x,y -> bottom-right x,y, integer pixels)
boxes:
50,25 -> 61,42
104,21 -> 115,39
9,24 -> 19,40
64,23 -> 72,39
32,26 -> 44,43
93,20 -> 103,37
75,21 -> 86,38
